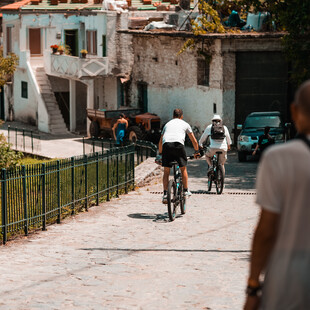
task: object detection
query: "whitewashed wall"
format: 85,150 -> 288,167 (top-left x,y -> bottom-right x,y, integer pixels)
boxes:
130,35 -> 224,133
13,68 -> 37,125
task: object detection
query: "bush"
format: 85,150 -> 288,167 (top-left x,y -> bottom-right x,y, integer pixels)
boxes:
0,133 -> 23,169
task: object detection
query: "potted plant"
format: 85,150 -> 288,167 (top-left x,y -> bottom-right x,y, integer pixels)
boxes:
80,49 -> 88,58
50,44 -> 59,54
57,45 -> 65,55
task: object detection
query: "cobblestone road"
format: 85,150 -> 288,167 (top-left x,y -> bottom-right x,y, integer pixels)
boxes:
0,151 -> 260,310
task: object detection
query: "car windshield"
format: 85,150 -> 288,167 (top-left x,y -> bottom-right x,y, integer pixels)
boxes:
244,116 -> 282,129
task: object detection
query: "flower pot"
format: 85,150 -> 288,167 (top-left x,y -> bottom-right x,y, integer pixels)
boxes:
58,50 -> 64,55
81,53 -> 87,58
52,48 -> 58,54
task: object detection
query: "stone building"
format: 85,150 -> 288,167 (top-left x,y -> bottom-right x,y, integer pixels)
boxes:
121,30 -> 289,142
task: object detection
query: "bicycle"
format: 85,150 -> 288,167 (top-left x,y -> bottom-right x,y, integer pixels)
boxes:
166,160 -> 187,221
207,151 -> 225,194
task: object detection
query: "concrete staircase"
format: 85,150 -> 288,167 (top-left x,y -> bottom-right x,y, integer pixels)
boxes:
35,67 -> 69,135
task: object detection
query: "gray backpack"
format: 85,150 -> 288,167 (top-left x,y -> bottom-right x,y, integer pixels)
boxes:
211,121 -> 225,140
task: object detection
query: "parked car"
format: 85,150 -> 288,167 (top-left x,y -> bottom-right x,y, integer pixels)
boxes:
237,111 -> 290,162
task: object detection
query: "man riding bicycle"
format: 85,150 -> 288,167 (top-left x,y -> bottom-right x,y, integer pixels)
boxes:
198,114 -> 232,175
158,109 -> 200,204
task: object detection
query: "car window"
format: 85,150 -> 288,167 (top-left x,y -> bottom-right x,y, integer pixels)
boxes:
244,116 -> 282,128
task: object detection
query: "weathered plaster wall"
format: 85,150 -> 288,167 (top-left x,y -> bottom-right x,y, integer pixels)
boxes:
130,35 -> 224,133
13,68 -> 37,124
104,77 -> 118,110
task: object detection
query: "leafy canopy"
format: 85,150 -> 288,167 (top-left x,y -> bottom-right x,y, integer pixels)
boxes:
181,0 -> 310,85
0,47 -> 19,87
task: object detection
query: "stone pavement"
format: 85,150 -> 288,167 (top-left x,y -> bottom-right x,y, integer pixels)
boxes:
0,145 -> 260,310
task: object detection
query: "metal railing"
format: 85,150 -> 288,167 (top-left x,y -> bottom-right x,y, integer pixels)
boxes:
83,137 -> 158,164
7,126 -> 41,153
0,145 -> 135,244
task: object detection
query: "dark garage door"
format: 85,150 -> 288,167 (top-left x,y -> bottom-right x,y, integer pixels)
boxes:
235,52 -> 288,141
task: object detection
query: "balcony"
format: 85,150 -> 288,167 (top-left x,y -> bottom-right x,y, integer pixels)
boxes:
44,51 -> 109,79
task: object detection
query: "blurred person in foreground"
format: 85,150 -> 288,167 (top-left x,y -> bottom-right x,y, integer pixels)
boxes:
244,80 -> 310,310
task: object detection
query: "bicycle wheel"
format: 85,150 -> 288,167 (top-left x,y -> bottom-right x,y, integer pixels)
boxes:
207,174 -> 212,192
215,165 -> 225,194
167,179 -> 177,221
180,183 -> 186,215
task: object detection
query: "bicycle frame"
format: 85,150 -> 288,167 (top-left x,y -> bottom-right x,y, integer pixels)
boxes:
167,162 -> 186,221
208,151 -> 224,194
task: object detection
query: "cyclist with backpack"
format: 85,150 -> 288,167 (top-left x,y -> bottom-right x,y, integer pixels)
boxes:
198,114 -> 232,175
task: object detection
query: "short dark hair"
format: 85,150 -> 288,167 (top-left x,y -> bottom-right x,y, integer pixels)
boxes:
264,126 -> 270,134
294,80 -> 310,116
173,109 -> 183,118
119,113 -> 125,118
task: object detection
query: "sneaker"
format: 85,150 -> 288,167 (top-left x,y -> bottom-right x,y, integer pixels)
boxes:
162,194 -> 168,204
184,190 -> 192,197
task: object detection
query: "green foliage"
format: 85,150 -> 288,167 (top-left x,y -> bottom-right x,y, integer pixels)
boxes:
0,47 -> 19,87
0,133 -> 23,169
180,0 -> 310,86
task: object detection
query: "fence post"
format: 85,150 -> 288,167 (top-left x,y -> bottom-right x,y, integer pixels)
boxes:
31,131 -> 34,153
22,166 -> 28,236
7,125 -> 10,145
125,149 -> 128,194
57,160 -> 61,224
92,139 -> 95,154
83,137 -> 85,156
71,157 -> 75,215
42,163 -> 46,231
96,152 -> 99,206
132,149 -> 135,190
1,169 -> 7,244
22,129 -> 25,151
84,155 -> 88,211
15,127 -> 17,149
116,149 -> 119,198
107,153 -> 110,201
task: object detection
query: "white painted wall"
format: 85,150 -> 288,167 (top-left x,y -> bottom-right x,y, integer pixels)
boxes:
103,77 -> 118,110
13,68 -> 37,124
130,35 -> 224,133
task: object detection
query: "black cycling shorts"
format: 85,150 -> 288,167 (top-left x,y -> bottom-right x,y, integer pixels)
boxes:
162,142 -> 187,168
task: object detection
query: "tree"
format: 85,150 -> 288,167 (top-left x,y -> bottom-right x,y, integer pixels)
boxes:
0,47 -> 19,87
181,0 -> 310,86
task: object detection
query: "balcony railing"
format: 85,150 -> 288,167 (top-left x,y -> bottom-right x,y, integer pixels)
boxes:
44,51 -> 109,79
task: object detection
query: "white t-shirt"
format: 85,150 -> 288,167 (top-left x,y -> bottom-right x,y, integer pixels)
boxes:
162,118 -> 192,145
256,138 -> 310,309
198,124 -> 232,151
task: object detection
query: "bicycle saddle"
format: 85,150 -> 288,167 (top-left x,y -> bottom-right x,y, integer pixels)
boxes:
216,151 -> 222,154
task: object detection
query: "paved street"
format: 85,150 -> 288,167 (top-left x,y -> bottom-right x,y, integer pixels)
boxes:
0,149 -> 260,310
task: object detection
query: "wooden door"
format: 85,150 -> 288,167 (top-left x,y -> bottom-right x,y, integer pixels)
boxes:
29,28 -> 41,56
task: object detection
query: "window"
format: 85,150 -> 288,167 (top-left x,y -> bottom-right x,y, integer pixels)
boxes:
86,30 -> 97,55
21,81 -> 28,99
102,35 -> 106,57
6,26 -> 12,54
197,58 -> 210,86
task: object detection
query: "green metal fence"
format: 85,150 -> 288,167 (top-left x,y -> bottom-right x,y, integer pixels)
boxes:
7,126 -> 41,153
0,144 -> 136,244
82,137 -> 158,164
